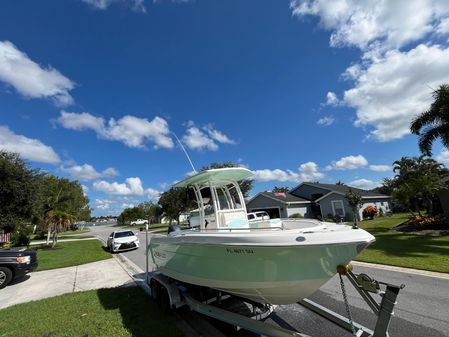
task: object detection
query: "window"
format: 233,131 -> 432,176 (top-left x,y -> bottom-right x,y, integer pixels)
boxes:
247,214 -> 255,220
331,200 -> 345,216
216,188 -> 230,210
227,184 -> 243,209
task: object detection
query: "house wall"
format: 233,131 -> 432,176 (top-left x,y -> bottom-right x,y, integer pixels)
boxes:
291,184 -> 330,200
359,198 -> 391,220
319,193 -> 354,221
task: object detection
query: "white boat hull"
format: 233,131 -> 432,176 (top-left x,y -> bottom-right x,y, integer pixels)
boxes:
149,221 -> 374,304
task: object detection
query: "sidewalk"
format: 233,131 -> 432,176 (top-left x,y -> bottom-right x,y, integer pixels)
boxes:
29,237 -> 96,245
0,257 -> 135,309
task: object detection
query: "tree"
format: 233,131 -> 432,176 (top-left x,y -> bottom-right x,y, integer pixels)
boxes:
139,201 -> 163,224
272,186 -> 289,193
45,210 -> 75,248
336,180 -> 345,185
390,156 -> 448,215
158,188 -> 191,224
117,206 -> 145,225
201,162 -> 253,197
33,175 -> 90,244
345,189 -> 363,227
0,151 -> 38,232
410,84 -> 449,156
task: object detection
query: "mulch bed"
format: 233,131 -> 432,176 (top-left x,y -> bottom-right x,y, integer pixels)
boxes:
393,222 -> 449,236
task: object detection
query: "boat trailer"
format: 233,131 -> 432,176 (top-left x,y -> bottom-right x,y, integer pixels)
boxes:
146,264 -> 404,337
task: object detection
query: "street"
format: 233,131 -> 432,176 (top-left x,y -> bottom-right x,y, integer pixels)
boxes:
90,225 -> 449,337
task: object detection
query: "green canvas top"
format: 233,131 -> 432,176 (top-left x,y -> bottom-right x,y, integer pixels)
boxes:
173,167 -> 254,188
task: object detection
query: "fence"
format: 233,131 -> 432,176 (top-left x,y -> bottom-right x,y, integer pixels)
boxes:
0,233 -> 11,243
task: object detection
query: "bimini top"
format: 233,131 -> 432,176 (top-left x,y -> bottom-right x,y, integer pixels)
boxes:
174,167 -> 254,188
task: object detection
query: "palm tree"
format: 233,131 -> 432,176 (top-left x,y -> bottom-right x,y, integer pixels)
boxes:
410,84 -> 449,156
45,210 -> 75,248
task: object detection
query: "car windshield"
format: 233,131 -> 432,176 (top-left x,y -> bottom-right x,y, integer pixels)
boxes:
114,231 -> 134,238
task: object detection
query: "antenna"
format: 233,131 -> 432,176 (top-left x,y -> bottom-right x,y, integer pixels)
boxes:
172,132 -> 197,173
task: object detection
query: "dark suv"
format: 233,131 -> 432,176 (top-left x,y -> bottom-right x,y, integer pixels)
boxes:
0,249 -> 38,289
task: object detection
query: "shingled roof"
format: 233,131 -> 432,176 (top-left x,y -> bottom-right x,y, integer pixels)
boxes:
256,192 -> 310,203
297,182 -> 389,198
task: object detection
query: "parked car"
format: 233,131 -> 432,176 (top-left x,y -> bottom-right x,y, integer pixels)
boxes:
107,230 -> 140,253
130,219 -> 148,226
247,211 -> 270,222
0,249 -> 38,289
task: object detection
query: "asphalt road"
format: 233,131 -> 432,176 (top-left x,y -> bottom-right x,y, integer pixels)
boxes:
90,225 -> 449,337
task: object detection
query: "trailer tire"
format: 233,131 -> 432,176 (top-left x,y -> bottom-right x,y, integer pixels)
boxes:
150,279 -> 159,302
158,287 -> 171,314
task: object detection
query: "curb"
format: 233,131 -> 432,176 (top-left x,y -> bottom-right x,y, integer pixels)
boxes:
352,261 -> 449,280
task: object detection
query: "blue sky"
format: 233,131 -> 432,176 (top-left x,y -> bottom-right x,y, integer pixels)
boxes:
1,0 -> 449,216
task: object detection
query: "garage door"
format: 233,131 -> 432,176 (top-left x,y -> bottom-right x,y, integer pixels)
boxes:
250,208 -> 280,219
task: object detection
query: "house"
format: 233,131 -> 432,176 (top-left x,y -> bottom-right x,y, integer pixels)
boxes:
246,183 -> 391,221
246,192 -> 312,218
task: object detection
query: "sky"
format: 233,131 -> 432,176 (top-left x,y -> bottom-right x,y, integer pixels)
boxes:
1,0 -> 449,216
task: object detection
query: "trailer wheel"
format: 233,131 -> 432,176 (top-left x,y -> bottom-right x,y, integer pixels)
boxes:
150,279 -> 159,302
158,287 -> 171,314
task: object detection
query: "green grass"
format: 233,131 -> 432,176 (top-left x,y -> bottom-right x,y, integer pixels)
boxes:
31,235 -> 93,242
34,240 -> 111,271
356,213 -> 449,273
0,286 -> 183,337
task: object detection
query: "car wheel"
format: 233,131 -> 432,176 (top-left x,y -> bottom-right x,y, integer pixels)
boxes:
0,266 -> 13,289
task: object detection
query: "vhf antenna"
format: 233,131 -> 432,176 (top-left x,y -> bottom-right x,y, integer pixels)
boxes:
172,132 -> 197,173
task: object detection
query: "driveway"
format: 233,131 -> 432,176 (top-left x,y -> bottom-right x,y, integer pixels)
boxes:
90,224 -> 449,337
0,258 -> 134,309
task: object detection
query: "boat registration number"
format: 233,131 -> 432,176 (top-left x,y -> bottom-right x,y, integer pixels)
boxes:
226,248 -> 254,254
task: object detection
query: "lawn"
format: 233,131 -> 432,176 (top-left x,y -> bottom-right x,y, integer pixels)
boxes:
34,240 -> 111,271
59,228 -> 91,235
0,286 -> 182,337
356,213 -> 449,273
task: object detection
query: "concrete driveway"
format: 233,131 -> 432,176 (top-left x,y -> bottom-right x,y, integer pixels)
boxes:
0,257 -> 134,309
89,224 -> 449,337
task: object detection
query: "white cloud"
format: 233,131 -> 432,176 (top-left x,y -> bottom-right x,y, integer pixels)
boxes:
81,185 -> 89,196
330,155 -> 368,170
369,164 -> 391,172
183,126 -> 218,151
0,125 -> 60,164
0,41 -> 74,106
317,116 -> 335,126
93,177 -> 144,195
291,1 -> 449,142
146,188 -> 161,200
82,0 -> 146,12
182,122 -> 235,151
96,198 -> 113,210
57,111 -> 104,132
344,45 -> 449,141
253,161 -> 324,183
61,163 -> 119,181
325,91 -> 340,106
290,0 -> 449,52
56,111 -> 174,149
349,178 -> 380,190
436,148 -> 449,164
204,125 -> 235,144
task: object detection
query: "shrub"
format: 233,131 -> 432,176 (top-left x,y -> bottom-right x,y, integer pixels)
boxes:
362,206 -> 378,219
11,226 -> 32,246
289,213 -> 303,219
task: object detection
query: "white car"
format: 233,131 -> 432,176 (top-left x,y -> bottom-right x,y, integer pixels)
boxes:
107,230 -> 140,253
130,219 -> 148,226
247,211 -> 270,222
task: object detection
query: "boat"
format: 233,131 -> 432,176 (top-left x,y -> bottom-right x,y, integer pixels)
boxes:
149,167 -> 375,305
